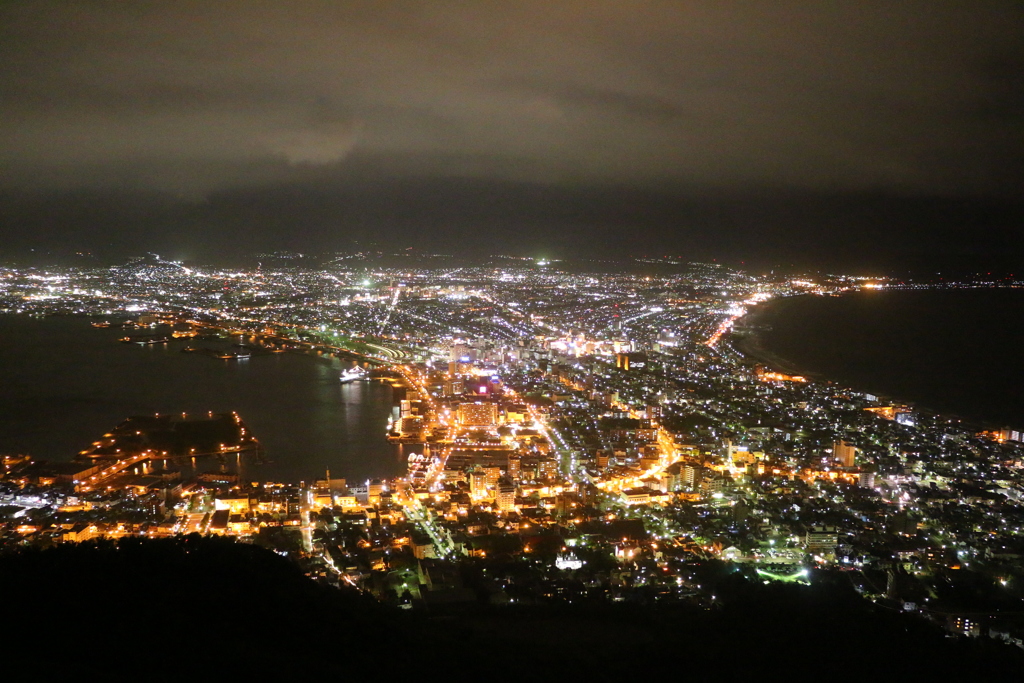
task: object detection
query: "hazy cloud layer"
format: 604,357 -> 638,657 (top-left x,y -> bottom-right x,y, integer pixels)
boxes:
2,1 -> 1022,196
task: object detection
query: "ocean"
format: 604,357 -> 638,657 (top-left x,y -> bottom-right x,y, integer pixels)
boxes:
742,288 -> 1024,428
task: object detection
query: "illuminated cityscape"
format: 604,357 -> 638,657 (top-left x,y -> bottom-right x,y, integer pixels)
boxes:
2,254 -> 1023,649
2,1 -> 1023,675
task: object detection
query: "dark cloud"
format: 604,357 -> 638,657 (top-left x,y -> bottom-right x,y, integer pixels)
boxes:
1,1 -> 1021,194
501,78 -> 689,121
0,1 -> 1021,267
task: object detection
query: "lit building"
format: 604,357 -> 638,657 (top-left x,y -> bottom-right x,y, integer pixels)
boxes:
399,415 -> 424,437
469,470 -> 489,499
458,402 -> 497,427
538,458 -> 559,481
621,487 -> 652,505
214,494 -> 252,514
368,479 -> 384,505
555,551 -> 583,570
482,466 -> 502,487
805,526 -> 838,555
508,454 -> 522,481
833,440 -> 857,468
505,405 -> 529,424
496,482 -> 517,512
948,615 -> 982,638
616,352 -> 647,371
681,464 -> 702,489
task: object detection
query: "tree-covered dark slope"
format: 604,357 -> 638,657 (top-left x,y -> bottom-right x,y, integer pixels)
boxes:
2,537 -> 1021,679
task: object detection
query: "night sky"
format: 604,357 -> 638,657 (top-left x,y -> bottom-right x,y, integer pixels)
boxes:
1,2 -> 1022,272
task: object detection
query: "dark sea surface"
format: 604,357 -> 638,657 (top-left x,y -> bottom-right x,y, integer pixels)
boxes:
744,289 -> 1024,428
0,315 -> 405,483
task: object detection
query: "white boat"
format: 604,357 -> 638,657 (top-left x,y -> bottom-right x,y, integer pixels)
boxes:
339,366 -> 369,383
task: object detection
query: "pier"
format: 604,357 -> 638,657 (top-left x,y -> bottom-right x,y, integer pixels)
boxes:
75,412 -> 260,491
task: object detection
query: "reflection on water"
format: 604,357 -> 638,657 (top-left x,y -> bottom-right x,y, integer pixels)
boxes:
0,315 -> 405,483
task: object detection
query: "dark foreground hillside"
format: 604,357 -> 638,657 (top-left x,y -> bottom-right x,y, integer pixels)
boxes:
1,536 -> 1020,680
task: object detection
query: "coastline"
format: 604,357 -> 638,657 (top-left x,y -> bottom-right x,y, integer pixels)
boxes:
729,293 -> 934,408
727,289 -> 1024,429
0,314 -> 405,482
729,297 -> 813,378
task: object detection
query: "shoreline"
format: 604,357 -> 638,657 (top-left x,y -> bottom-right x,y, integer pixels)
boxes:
0,313 -> 405,483
730,293 -> 927,406
728,290 -> 1024,430
729,298 -> 815,378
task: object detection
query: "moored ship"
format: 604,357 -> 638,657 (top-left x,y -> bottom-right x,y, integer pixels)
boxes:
339,366 -> 369,383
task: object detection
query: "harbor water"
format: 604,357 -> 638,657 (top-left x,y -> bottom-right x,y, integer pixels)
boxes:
0,315 -> 406,483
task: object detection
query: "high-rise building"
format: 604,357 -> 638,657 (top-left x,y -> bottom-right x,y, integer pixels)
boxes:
469,470 -> 489,499
681,464 -> 703,489
833,440 -> 857,468
507,454 -> 522,481
482,466 -> 502,487
496,482 -> 517,512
